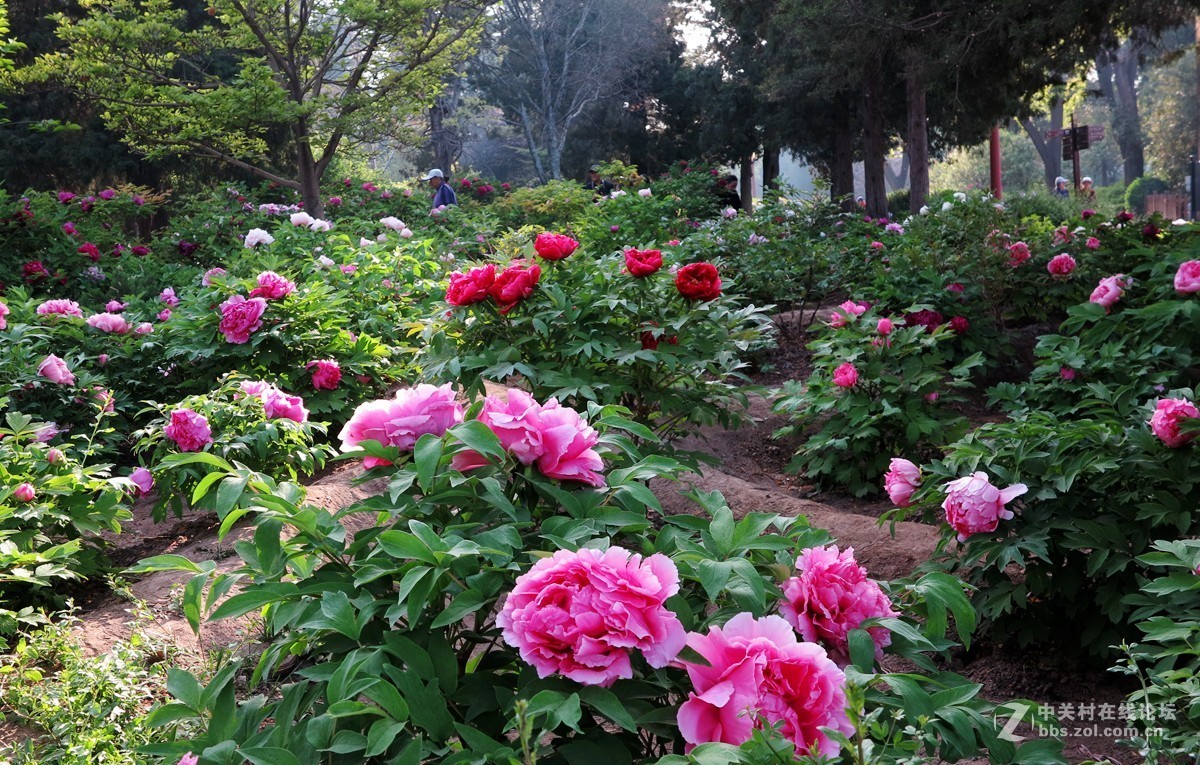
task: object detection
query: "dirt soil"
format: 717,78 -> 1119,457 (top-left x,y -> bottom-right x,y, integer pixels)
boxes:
2,316 -> 1137,763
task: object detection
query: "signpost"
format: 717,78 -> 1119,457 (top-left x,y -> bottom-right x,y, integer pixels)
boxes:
1045,118 -> 1106,188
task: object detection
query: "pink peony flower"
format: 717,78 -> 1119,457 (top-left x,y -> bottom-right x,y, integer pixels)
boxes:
239,380 -> 309,423
37,354 -> 75,385
309,218 -> 332,232
340,264 -> 357,275
925,391 -> 939,402
99,189 -> 116,201
218,295 -> 268,344
533,232 -> 580,261
14,482 -> 36,503
1086,236 -> 1100,250
832,362 -> 858,388
36,299 -> 83,318
870,240 -> 884,250
290,211 -> 314,227
876,318 -> 893,335
677,613 -> 852,756
164,408 -> 213,452
86,312 -> 131,334
446,264 -> 496,306
1047,253 -> 1076,276
0,301 -> 8,330
129,467 -> 154,495
338,384 -> 463,468
941,472 -> 1027,542
159,287 -> 179,307
534,400 -> 606,487
780,544 -> 898,664
177,753 -> 199,765
1090,274 -> 1129,309
452,389 -> 544,471
307,359 -> 342,390
244,228 -> 275,248
57,191 -> 76,204
1174,261 -> 1200,294
380,216 -> 405,231
1148,398 -> 1200,449
98,353 -> 108,365
249,271 -> 295,300
498,547 -> 685,687
638,188 -> 652,197
884,458 -> 921,507
157,308 -> 172,322
201,267 -> 227,286
1060,366 -> 1076,381
675,262 -> 722,301
1081,209 -> 1096,219
62,221 -> 77,236
625,248 -> 663,277
78,243 -> 102,262
489,261 -> 542,314
105,300 -> 127,313
46,448 -> 64,463
135,322 -> 153,335
946,282 -> 964,293
1006,241 -> 1031,267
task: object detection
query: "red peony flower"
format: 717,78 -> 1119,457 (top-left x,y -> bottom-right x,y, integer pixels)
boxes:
675,262 -> 722,301
625,248 -> 663,277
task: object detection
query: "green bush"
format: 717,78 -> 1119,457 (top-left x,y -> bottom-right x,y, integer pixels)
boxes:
1125,176 -> 1170,214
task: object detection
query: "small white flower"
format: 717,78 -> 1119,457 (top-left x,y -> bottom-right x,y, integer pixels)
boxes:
376,233 -> 388,242
359,237 -> 373,247
400,228 -> 413,239
994,203 -> 1006,211
290,211 -> 314,227
638,188 -> 652,197
721,207 -> 737,219
244,228 -> 274,248
309,219 -> 332,232
610,190 -> 627,198
919,205 -> 930,215
941,202 -> 953,212
1173,219 -> 1189,226
953,191 -> 967,202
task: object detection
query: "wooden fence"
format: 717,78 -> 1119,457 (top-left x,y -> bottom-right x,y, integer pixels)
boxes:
1145,193 -> 1189,219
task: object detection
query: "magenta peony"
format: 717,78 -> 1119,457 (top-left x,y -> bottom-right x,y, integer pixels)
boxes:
14,482 -> 36,503
307,359 -> 342,390
675,262 -> 722,301
677,613 -> 852,755
1046,253 -> 1076,276
338,384 -> 463,468
1148,398 -> 1200,449
624,248 -> 663,277
239,380 -> 309,423
832,362 -> 858,388
1174,261 -> 1200,294
780,544 -> 898,664
876,317 -> 893,335
249,271 -> 296,300
129,467 -> 154,495
489,261 -> 541,314
446,264 -> 495,306
1089,274 -> 1129,309
452,389 -> 544,471
105,300 -> 127,313
534,400 -> 606,487
1086,236 -> 1101,250
941,472 -> 1027,542
86,313 -> 131,334
36,299 -> 84,318
533,232 -> 580,261
164,409 -> 213,452
1060,366 -> 1077,381
159,287 -> 179,307
77,242 -> 101,261
949,316 -> 969,335
177,754 -> 199,765
1006,241 -> 1031,267
884,458 -> 921,507
218,295 -> 268,344
37,354 -> 75,386
498,547 -> 685,687
0,301 -> 8,330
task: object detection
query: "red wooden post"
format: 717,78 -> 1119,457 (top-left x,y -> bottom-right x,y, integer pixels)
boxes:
989,126 -> 1003,200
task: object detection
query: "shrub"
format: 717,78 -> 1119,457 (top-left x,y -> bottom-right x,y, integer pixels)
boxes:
773,304 -> 982,495
1125,176 -> 1171,213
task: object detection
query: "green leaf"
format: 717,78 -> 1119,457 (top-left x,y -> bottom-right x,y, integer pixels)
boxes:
238,747 -> 302,765
414,433 -> 444,492
208,583 -> 299,621
430,590 -> 487,629
577,686 -> 638,732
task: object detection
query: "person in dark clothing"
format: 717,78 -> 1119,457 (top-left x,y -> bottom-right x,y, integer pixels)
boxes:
715,173 -> 741,210
583,164 -> 614,197
423,168 -> 458,208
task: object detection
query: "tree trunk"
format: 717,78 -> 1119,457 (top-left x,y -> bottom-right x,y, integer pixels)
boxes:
762,142 -> 780,191
1195,16 -> 1200,163
862,57 -> 887,218
1021,97 -> 1063,191
517,103 -> 547,184
739,154 -> 755,212
832,97 -> 855,211
885,152 -> 910,191
1112,40 -> 1145,184
905,48 -> 929,213
297,137 -> 324,218
428,84 -> 462,175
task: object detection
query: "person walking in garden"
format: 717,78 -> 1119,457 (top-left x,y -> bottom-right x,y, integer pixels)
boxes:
1052,176 -> 1070,199
1079,176 -> 1096,202
423,168 -> 458,209
583,164 -> 614,197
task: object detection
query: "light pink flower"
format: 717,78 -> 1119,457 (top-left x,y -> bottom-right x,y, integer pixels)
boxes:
400,228 -> 413,239
307,359 -> 341,390
46,448 -> 65,463
309,219 -> 332,232
780,545 -> 898,664
135,322 -> 154,335
218,295 -> 267,344
164,409 -> 213,452
338,384 -> 463,468
105,300 -> 127,313
941,472 -> 1027,542
1090,274 -> 1129,309
832,362 -> 858,388
290,211 -> 314,227
159,287 -> 179,307
37,354 -> 75,385
340,264 -> 357,275
36,299 -> 84,318
0,301 -> 9,330
884,458 -> 920,507
14,482 -> 36,503
239,381 -> 309,423
249,271 -> 295,300
1006,241 -> 1031,267
88,313 -> 130,337
129,467 -> 154,495
638,188 -> 652,197
380,216 -> 405,231
244,228 -> 275,248
1149,398 -> 1200,449
451,389 -> 544,471
157,308 -> 172,322
1047,253 -> 1076,276
677,613 -> 852,755
498,547 -> 685,687
1175,261 -> 1200,294
201,267 -> 227,286
535,400 -> 606,487
177,754 -> 199,765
